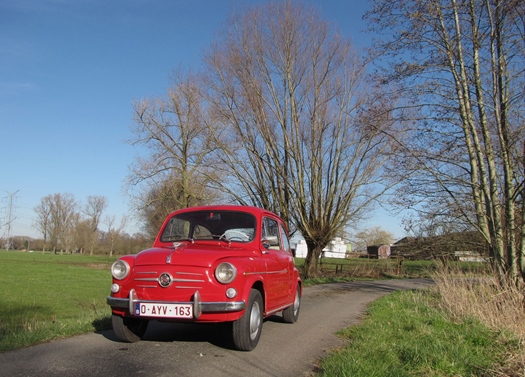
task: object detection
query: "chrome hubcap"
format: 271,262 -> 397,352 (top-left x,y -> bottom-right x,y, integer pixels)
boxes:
249,301 -> 261,340
293,290 -> 300,315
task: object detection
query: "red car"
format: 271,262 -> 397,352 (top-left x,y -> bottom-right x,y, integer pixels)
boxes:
107,205 -> 302,351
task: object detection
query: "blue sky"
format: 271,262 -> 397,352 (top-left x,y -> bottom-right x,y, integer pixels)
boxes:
0,0 -> 404,240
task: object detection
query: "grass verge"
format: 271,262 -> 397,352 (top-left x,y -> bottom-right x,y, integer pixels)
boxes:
316,270 -> 525,376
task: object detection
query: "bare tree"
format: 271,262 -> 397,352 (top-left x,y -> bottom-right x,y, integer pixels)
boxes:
137,184 -> 173,240
83,195 -> 107,255
35,193 -> 78,254
34,197 -> 52,253
127,70 -> 220,228
104,214 -> 128,257
70,213 -> 93,254
352,227 -> 395,252
203,1 -> 396,277
366,0 -> 525,283
138,173 -> 218,239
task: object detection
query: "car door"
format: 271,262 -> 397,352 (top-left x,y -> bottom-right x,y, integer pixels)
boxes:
262,217 -> 293,311
279,222 -> 296,303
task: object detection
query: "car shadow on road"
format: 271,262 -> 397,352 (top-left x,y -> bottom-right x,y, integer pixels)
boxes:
99,316 -> 284,350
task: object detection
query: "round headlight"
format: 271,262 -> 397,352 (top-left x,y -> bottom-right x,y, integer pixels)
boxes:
215,262 -> 237,284
111,260 -> 130,280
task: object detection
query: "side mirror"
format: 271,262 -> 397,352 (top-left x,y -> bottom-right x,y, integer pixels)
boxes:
262,235 -> 279,249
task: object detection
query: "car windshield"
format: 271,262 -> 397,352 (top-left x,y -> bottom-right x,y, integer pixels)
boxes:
160,210 -> 256,243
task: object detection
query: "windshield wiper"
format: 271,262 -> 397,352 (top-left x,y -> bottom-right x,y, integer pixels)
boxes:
211,234 -> 231,245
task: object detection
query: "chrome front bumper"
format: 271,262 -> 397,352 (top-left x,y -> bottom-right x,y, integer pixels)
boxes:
107,289 -> 245,319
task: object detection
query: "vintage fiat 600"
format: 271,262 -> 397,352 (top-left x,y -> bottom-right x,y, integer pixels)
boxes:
107,205 -> 302,351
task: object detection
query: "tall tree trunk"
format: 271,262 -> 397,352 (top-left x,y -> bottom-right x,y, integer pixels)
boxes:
303,240 -> 324,279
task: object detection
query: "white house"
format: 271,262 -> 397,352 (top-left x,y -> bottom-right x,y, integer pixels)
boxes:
293,237 -> 349,259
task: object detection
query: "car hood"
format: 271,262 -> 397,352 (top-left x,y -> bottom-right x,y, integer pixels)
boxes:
134,242 -> 258,267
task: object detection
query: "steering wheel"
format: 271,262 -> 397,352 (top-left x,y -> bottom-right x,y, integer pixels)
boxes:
220,230 -> 250,241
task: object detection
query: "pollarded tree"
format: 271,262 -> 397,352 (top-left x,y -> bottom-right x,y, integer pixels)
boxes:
366,0 -> 525,283
203,0 -> 397,278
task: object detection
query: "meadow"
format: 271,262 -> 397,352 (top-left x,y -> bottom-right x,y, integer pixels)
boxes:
0,250 -> 522,376
0,251 -> 113,352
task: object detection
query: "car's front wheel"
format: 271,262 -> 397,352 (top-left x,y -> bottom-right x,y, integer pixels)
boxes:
111,314 -> 149,343
232,289 -> 263,351
282,283 -> 301,323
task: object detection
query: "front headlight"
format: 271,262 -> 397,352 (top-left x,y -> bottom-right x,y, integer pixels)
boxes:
215,262 -> 237,284
111,260 -> 130,280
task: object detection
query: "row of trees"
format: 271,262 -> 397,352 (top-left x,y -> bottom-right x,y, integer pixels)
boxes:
127,0 -> 524,283
32,193 -> 149,255
5,232 -> 150,256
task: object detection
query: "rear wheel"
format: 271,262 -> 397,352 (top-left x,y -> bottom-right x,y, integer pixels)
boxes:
282,283 -> 301,323
111,314 -> 149,343
232,289 -> 263,351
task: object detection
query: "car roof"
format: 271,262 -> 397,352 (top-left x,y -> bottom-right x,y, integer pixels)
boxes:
169,205 -> 279,219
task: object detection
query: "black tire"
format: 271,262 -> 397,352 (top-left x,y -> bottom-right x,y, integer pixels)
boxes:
282,283 -> 301,323
232,289 -> 263,351
111,314 -> 149,343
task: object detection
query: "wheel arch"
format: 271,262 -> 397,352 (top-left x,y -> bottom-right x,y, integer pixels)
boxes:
250,280 -> 265,313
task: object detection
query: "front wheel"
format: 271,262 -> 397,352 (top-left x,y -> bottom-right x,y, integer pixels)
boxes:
232,289 -> 263,351
282,283 -> 301,323
111,314 -> 149,343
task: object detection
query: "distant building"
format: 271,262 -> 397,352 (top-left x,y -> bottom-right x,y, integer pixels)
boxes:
322,237 -> 348,258
293,237 -> 350,259
367,244 -> 391,259
390,231 -> 487,260
453,251 -> 488,262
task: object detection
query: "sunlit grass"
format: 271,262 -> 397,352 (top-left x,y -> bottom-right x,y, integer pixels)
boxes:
317,289 -> 518,376
316,265 -> 525,377
0,251 -> 115,352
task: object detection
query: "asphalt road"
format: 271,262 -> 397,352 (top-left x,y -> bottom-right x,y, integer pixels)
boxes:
0,279 -> 433,377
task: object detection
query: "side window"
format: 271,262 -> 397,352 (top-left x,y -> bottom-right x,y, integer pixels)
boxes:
280,225 -> 291,254
262,217 -> 281,250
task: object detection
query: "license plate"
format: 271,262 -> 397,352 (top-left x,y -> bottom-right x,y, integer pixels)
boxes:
135,302 -> 193,318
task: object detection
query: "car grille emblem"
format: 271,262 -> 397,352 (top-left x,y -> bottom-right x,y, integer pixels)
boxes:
158,272 -> 172,287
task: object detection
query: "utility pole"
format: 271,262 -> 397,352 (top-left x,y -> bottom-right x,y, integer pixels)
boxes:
2,190 -> 19,251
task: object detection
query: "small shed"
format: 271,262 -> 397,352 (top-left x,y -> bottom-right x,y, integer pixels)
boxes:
367,244 -> 391,259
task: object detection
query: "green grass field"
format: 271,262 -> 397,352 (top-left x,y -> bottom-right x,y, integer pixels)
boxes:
0,251 -> 115,352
